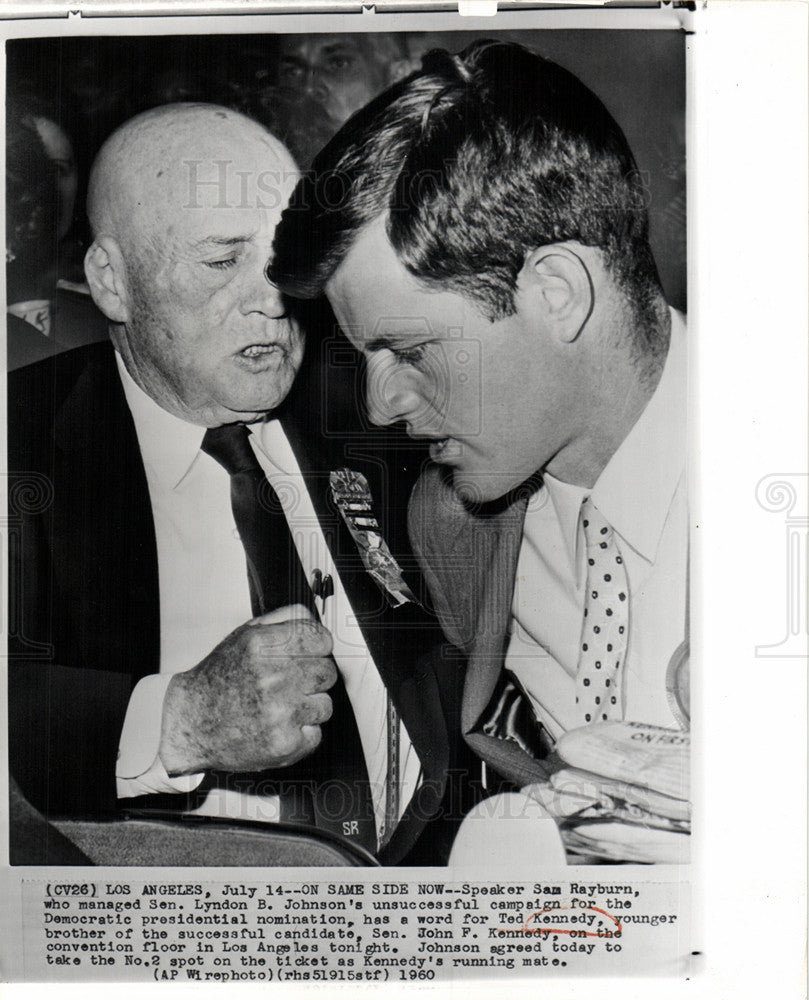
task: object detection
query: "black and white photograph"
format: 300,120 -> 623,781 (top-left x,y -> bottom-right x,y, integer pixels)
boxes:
0,1 -> 805,995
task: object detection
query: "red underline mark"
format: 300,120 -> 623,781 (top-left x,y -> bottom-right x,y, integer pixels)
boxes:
497,905 -> 622,938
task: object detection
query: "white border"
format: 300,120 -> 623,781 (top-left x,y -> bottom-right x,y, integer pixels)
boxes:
2,3 -> 807,998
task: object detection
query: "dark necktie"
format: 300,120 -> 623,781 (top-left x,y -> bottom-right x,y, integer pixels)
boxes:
202,423 -> 311,616
200,423 -> 377,854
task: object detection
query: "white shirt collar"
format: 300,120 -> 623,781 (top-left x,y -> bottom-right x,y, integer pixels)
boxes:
115,351 -> 296,490
592,308 -> 687,562
539,308 -> 687,570
116,352 -> 205,491
251,418 -> 298,477
541,474 -> 588,579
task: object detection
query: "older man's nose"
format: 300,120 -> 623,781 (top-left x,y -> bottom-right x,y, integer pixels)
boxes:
263,281 -> 289,318
244,273 -> 287,318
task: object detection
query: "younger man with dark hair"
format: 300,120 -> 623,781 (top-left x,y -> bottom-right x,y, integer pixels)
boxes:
270,40 -> 689,804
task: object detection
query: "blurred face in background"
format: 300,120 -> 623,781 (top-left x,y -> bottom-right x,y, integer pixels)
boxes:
33,116 -> 77,241
276,34 -> 392,128
143,66 -> 207,107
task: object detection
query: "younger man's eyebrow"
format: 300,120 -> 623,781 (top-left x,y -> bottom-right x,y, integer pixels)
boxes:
366,332 -> 431,352
366,337 -> 393,352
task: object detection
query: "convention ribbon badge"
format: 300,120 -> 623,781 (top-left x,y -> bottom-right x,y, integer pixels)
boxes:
329,468 -> 420,608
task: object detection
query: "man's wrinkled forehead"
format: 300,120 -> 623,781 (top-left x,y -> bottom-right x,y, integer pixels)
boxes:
144,117 -> 297,212
92,108 -> 299,242
179,149 -> 300,216
138,158 -> 298,268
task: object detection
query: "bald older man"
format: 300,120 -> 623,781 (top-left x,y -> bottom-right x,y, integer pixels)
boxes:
8,104 -> 467,865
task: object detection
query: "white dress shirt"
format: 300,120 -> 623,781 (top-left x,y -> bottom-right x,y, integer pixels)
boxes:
113,353 -> 420,841
505,310 -> 688,740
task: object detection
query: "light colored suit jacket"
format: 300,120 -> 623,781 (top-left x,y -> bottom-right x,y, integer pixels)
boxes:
408,465 -> 555,787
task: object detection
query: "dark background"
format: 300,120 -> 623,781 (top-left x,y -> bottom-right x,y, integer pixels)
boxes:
6,28 -> 685,312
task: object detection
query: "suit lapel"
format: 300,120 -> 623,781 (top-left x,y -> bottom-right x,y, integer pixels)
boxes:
411,466 -> 527,735
460,500 -> 526,734
52,348 -> 160,682
279,417 -> 452,866
414,468 -> 558,785
281,412 -> 448,765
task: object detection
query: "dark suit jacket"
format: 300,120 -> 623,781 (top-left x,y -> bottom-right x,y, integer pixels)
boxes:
7,286 -> 109,371
6,313 -> 59,371
408,464 -> 556,790
8,341 -> 475,865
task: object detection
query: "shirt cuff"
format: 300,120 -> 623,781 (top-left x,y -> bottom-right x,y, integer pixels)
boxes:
117,673 -> 204,798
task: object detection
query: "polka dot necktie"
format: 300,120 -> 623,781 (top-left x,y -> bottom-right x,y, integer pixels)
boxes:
576,497 -> 629,724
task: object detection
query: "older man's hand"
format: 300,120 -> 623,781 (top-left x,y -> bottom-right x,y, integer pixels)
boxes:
158,605 -> 336,776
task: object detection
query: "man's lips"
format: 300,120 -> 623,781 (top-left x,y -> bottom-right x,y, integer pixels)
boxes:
408,433 -> 465,463
237,342 -> 286,359
429,438 -> 464,461
233,342 -> 293,371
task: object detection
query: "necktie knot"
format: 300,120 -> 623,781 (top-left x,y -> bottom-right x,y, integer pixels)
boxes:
201,423 -> 260,477
581,498 -> 614,548
201,422 -> 310,614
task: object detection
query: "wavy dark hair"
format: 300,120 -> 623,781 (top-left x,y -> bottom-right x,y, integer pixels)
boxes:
270,39 -> 665,352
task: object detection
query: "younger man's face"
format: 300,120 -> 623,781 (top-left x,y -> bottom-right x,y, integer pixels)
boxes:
327,218 -> 575,503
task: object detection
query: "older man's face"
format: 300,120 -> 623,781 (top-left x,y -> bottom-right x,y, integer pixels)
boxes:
120,131 -> 303,427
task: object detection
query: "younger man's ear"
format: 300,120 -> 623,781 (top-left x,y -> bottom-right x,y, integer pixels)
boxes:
84,236 -> 130,324
518,243 -> 594,343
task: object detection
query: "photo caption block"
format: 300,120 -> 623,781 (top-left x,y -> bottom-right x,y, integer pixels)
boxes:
19,875 -> 688,982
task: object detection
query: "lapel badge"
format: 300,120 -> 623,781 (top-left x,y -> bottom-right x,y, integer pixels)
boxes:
329,468 -> 420,608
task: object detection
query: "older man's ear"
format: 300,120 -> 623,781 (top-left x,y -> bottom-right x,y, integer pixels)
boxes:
84,236 -> 131,325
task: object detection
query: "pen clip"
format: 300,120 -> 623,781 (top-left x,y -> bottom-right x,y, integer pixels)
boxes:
311,569 -> 334,614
